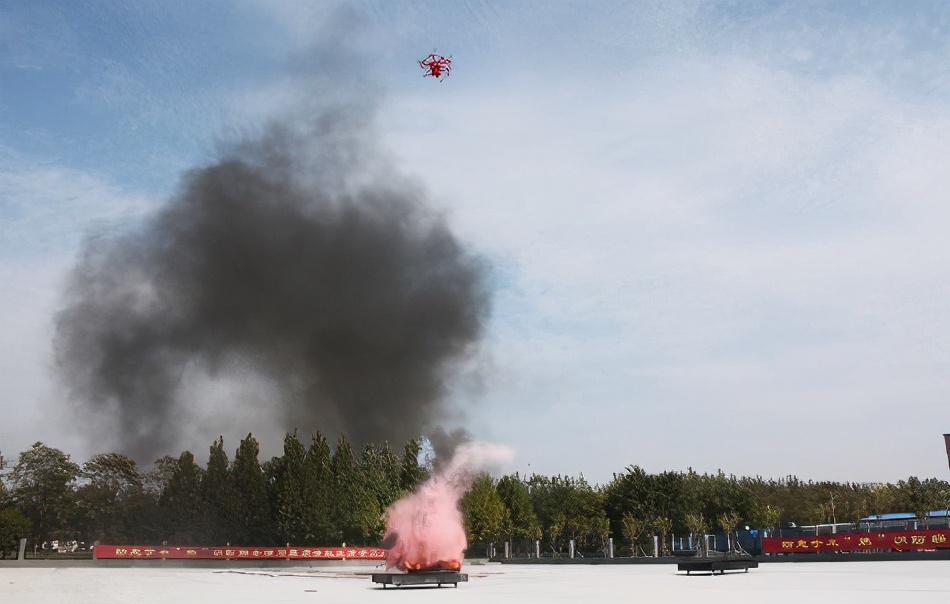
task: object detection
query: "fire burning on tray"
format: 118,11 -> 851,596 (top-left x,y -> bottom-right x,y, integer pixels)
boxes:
403,560 -> 462,573
381,441 -> 513,573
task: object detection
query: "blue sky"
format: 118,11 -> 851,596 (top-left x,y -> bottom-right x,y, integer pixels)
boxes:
1,1 -> 949,485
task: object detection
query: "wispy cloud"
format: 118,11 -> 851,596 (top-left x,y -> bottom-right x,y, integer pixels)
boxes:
0,148 -> 157,259
380,39 -> 950,481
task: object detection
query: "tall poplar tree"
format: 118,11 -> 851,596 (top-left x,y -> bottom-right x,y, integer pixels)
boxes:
231,433 -> 273,545
199,437 -> 236,544
360,442 -> 401,526
159,451 -> 202,544
272,432 -> 307,543
302,432 -> 333,544
329,434 -> 380,544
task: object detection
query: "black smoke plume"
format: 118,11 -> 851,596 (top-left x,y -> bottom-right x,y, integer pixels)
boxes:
53,103 -> 491,462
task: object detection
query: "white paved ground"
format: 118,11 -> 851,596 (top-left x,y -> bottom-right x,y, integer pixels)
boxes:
2,561 -> 948,603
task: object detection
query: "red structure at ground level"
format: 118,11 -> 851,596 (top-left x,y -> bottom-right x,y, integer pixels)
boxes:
763,528 -> 949,554
93,544 -> 386,561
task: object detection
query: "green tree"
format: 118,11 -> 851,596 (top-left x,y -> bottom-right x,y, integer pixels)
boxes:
0,507 -> 32,558
717,511 -> 741,552
144,456 -> 178,500
652,471 -> 690,533
272,432 -> 307,544
496,474 -> 540,555
590,515 -> 611,557
399,438 -> 427,493
919,478 -> 950,526
684,512 -> 709,556
329,434 -> 380,544
302,432 -> 334,544
652,516 -> 673,556
867,482 -> 898,516
462,474 -> 508,555
329,434 -> 355,543
565,486 -> 608,556
9,442 -> 79,542
604,466 -> 653,523
620,512 -> 648,556
158,451 -> 203,543
359,442 -> 401,537
895,476 -> 950,529
547,512 -> 566,555
199,437 -> 236,544
692,471 -> 754,527
0,479 -> 10,508
528,474 -> 605,556
231,433 -> 273,545
74,452 -> 144,543
755,504 -> 782,532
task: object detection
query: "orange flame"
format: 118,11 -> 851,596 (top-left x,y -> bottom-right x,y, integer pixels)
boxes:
400,559 -> 462,572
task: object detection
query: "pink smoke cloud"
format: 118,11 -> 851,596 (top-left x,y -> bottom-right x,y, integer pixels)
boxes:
382,441 -> 514,571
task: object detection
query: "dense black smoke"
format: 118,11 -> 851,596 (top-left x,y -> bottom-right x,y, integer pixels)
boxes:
425,426 -> 473,469
54,104 -> 491,462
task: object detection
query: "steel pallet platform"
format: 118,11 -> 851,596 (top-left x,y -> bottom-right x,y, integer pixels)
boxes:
371,570 -> 468,588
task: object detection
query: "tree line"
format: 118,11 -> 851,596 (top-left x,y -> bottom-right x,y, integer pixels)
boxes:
1,435 -> 948,558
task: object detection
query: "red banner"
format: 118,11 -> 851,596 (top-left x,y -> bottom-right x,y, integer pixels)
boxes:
763,529 -> 950,554
93,545 -> 386,560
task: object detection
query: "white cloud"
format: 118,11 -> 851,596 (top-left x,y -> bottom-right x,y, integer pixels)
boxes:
378,49 -> 950,483
0,148 -> 157,258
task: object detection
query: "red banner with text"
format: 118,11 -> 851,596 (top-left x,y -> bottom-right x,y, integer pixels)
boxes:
93,545 -> 386,561
762,529 -> 950,554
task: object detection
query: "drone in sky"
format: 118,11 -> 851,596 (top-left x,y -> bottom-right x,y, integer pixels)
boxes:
419,53 -> 452,81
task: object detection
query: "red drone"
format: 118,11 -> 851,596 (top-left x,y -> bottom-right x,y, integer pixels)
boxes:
419,53 -> 452,81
